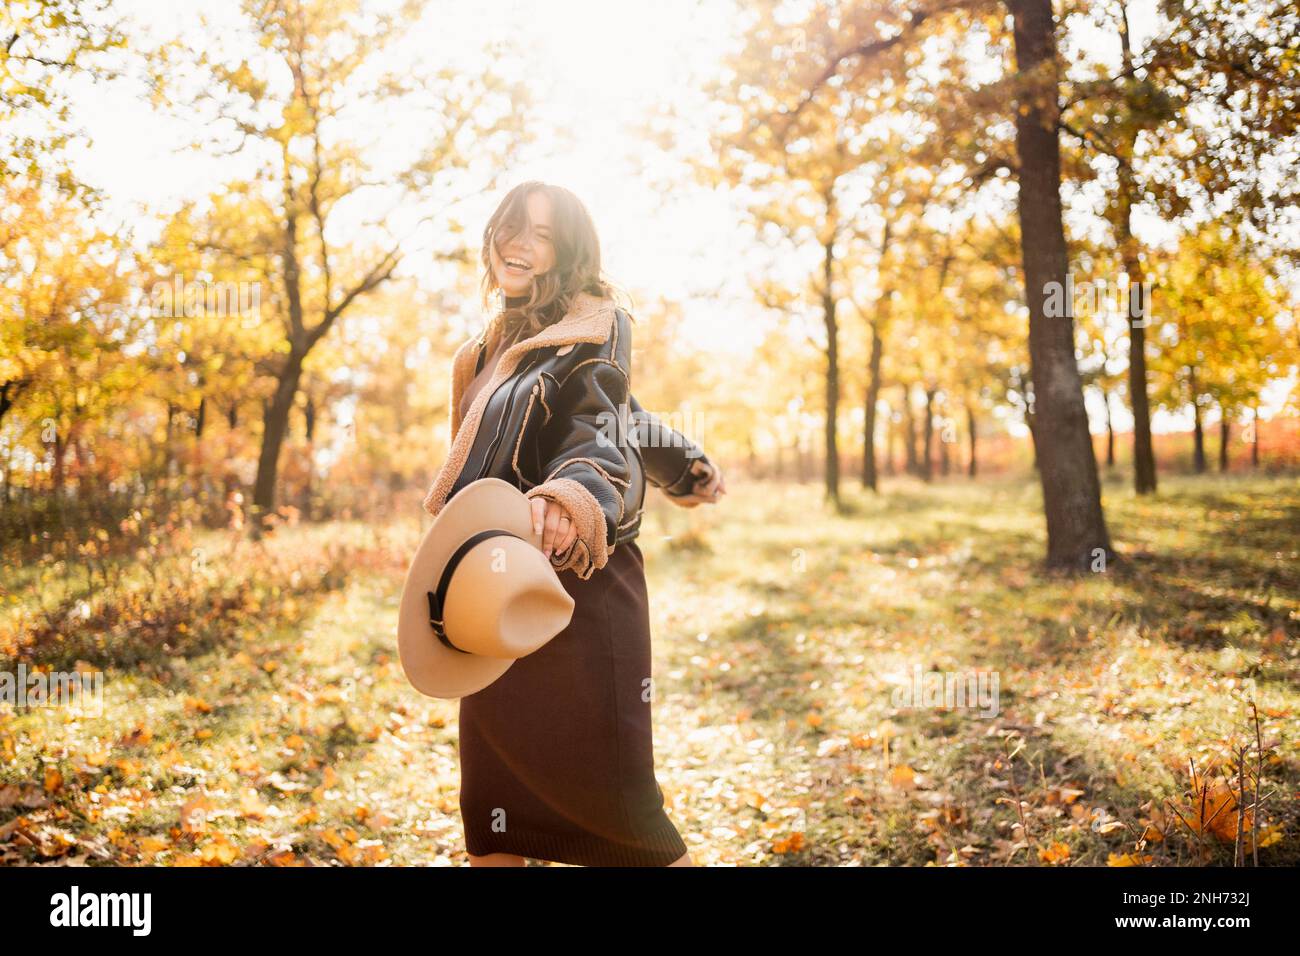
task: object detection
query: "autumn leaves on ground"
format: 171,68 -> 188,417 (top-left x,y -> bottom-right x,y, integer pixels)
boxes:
1,474 -> 1295,866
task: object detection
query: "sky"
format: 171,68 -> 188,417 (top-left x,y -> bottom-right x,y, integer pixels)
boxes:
61,0 -> 764,353
52,0 -> 1293,435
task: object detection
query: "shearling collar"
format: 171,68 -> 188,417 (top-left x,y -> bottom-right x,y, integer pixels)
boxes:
421,291 -> 617,518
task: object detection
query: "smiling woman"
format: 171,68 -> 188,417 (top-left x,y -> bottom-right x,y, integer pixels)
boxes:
488,191 -> 556,297
479,181 -> 607,343
416,178 -> 723,867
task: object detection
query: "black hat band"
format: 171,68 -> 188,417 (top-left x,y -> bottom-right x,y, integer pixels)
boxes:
427,528 -> 522,654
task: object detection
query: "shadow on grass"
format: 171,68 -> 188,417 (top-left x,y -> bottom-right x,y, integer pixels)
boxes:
4,545 -> 355,673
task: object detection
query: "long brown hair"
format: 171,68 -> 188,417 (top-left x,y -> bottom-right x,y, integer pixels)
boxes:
479,181 -> 627,346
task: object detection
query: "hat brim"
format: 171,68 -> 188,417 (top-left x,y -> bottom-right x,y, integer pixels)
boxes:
398,477 -> 546,699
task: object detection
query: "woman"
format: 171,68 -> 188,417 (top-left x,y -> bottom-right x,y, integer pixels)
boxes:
420,181 -> 725,867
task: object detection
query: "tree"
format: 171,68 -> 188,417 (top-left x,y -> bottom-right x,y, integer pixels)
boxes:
1061,0 -> 1300,492
1,0 -> 126,193
706,2 -> 918,509
945,221 -> 1025,478
758,0 -> 1113,566
1152,225 -> 1290,473
842,135 -> 946,492
1073,245 -> 1130,471
0,184 -> 138,508
1004,0 -> 1114,567
159,0 -> 528,530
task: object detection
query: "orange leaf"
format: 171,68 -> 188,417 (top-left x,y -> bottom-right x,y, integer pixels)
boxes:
199,836 -> 238,866
1184,774 -> 1251,843
43,768 -> 63,793
890,765 -> 917,790
1037,842 -> 1070,864
772,832 -> 806,854
1107,852 -> 1152,867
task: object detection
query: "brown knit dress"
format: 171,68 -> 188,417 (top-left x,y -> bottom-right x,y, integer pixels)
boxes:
454,320 -> 689,867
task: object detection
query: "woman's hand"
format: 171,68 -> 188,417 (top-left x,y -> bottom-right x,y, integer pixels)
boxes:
668,459 -> 726,508
531,496 -> 577,559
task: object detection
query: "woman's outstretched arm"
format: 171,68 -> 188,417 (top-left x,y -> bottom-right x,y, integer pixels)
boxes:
627,393 -> 720,502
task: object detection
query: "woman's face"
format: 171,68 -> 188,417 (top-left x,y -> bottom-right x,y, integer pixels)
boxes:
489,189 -> 556,298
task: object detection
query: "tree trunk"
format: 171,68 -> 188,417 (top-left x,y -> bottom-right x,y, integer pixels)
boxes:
50,431 -> 67,495
863,226 -> 892,492
1116,5 -> 1157,496
885,404 -> 897,476
939,405 -> 950,477
1251,405 -> 1260,468
252,352 -> 305,526
1015,369 -> 1039,471
164,401 -> 177,478
1123,233 -> 1157,493
1191,406 -> 1205,473
190,393 -> 207,478
1103,388 -> 1115,468
301,392 -> 317,519
966,402 -> 978,477
71,429 -> 93,510
0,379 -> 27,427
921,387 -> 935,482
1189,370 -> 1206,474
821,235 -> 840,508
862,316 -> 883,491
1008,0 -> 1114,568
1218,406 -> 1230,473
902,384 -> 918,476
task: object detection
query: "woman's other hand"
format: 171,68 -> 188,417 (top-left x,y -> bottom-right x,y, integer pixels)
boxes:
668,459 -> 725,508
531,496 -> 578,559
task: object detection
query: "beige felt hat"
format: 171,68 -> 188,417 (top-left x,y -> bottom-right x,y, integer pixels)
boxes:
397,477 -> 575,699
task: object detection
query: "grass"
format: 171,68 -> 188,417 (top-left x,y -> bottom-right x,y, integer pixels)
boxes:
1,472 -> 1296,866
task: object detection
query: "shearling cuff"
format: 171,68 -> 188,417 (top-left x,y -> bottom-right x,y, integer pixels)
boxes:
524,477 -> 612,580
662,452 -> 712,500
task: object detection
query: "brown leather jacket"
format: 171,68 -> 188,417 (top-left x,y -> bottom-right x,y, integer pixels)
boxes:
421,292 -> 712,579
